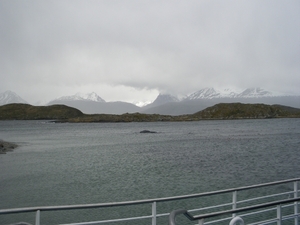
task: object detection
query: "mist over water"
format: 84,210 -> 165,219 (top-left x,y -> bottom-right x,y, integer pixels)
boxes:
1,119 -> 300,224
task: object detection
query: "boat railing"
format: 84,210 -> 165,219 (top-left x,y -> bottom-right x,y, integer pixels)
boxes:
0,178 -> 299,225
169,197 -> 300,225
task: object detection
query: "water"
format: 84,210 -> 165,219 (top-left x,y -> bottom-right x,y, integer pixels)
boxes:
0,119 -> 300,224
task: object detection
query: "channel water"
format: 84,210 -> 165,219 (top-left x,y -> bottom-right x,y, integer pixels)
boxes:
0,119 -> 300,224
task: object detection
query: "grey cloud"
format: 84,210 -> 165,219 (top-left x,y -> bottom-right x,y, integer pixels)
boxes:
0,0 -> 299,103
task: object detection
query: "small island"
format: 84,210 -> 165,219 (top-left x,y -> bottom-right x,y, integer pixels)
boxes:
0,140 -> 18,154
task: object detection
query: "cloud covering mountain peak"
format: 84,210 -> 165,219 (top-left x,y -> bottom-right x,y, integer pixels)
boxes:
53,92 -> 105,103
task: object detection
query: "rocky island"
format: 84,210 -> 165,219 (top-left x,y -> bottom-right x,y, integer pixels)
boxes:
0,140 -> 18,154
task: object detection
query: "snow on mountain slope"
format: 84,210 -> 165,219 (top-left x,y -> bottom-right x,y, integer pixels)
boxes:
237,88 -> 273,98
52,92 -> 105,102
186,87 -> 275,100
218,88 -> 242,98
0,90 -> 27,105
185,88 -> 221,100
185,87 -> 241,99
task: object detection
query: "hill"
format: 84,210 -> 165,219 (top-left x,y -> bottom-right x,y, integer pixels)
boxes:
0,103 -> 299,122
0,91 -> 27,105
0,104 -> 83,120
192,103 -> 300,119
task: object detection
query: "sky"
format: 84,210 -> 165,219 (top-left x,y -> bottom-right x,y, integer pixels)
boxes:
0,0 -> 299,105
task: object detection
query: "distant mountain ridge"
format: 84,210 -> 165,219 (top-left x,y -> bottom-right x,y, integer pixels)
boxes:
185,87 -> 274,100
50,92 -> 105,103
141,88 -> 300,115
1,88 -> 299,115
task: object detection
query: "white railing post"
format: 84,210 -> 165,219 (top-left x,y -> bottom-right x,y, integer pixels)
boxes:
232,191 -> 237,217
294,181 -> 299,225
277,205 -> 282,225
35,210 -> 40,225
198,218 -> 204,225
152,201 -> 157,225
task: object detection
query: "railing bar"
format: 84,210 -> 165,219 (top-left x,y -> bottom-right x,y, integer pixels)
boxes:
2,178 -> 300,215
281,203 -> 296,208
179,216 -> 234,225
201,216 -> 233,224
247,218 -> 278,225
159,177 -> 300,203
60,213 -> 185,225
203,207 -> 284,224
191,197 -> 300,220
60,213 -> 170,225
282,213 -> 300,220
237,191 -> 294,204
188,202 -> 233,212
234,214 -> 300,225
238,206 -> 276,217
59,215 -> 154,225
156,212 -> 170,217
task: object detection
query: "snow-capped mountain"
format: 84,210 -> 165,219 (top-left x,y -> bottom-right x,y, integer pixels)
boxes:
0,90 -> 27,105
186,87 -> 275,100
186,88 -> 222,100
48,92 -> 140,114
51,92 -> 105,103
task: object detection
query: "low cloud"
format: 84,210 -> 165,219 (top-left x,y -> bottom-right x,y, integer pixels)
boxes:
0,0 -> 299,104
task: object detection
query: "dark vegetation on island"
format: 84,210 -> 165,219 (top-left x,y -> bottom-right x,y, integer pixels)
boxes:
0,104 -> 83,120
0,103 -> 300,123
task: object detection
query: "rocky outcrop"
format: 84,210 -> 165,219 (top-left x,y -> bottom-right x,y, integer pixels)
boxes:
140,130 -> 157,133
0,140 -> 18,154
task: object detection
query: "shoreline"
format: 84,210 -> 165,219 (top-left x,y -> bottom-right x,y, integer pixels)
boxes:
0,140 -> 18,154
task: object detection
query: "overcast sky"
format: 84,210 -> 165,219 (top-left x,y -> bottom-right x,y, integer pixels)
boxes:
0,0 -> 299,105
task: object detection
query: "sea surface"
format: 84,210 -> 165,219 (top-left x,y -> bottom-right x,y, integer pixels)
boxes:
0,119 -> 300,224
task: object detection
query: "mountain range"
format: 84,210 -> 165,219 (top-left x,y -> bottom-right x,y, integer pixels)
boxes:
185,87 -> 274,99
0,88 -> 299,115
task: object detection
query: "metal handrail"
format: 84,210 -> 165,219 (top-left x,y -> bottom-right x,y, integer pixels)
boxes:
1,177 -> 299,215
168,197 -> 300,225
1,178 -> 299,225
